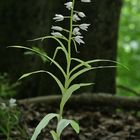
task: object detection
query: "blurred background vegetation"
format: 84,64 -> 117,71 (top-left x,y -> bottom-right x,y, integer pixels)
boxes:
117,0 -> 140,96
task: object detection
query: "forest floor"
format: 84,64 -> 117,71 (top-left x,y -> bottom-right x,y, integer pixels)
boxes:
1,102 -> 140,140
17,102 -> 140,140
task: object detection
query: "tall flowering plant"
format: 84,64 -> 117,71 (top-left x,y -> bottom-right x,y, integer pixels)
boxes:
9,0 -> 118,139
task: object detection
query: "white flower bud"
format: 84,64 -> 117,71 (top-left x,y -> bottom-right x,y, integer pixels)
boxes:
1,103 -> 7,109
73,14 -> 81,22
73,27 -> 81,35
81,0 -> 91,2
51,26 -> 63,31
64,2 -> 73,10
78,12 -> 86,18
79,24 -> 90,31
9,98 -> 17,107
51,32 -> 63,37
53,14 -> 64,22
74,36 -> 85,44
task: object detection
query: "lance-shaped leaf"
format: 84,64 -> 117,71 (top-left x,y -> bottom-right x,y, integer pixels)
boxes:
8,46 -> 66,78
19,70 -> 64,94
51,46 -> 68,64
70,120 -> 80,134
57,119 -> 80,137
71,57 -> 91,72
29,35 -> 68,48
31,113 -> 58,140
60,83 -> 93,109
24,46 -> 49,63
69,66 -> 116,84
57,119 -> 70,137
70,59 -> 128,75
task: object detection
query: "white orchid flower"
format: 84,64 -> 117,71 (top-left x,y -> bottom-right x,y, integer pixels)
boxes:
64,2 -> 73,10
79,23 -> 90,31
9,98 -> 17,107
78,12 -> 86,18
51,26 -> 63,31
53,14 -> 64,22
73,14 -> 81,22
81,0 -> 91,2
51,32 -> 63,37
73,27 -> 81,35
74,36 -> 85,44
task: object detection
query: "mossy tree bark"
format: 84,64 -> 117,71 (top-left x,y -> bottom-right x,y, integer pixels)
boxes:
0,0 -> 122,97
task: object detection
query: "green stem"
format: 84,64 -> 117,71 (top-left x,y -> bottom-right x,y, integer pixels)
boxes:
57,1 -> 75,140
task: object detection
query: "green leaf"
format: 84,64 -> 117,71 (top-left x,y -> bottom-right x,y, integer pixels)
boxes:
60,84 -> 80,109
69,66 -> 116,84
19,70 -> 47,80
70,120 -> 80,134
50,130 -> 58,140
52,46 -> 68,64
60,83 -> 93,109
70,58 -> 128,75
57,119 -> 70,136
31,113 -> 58,140
46,71 -> 64,94
31,47 -> 49,63
56,119 -> 80,137
8,45 -> 66,78
19,70 -> 64,94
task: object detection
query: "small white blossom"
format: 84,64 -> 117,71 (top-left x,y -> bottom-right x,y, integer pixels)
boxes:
9,98 -> 17,107
53,14 -> 64,22
1,103 -> 7,109
51,32 -> 63,37
73,14 -> 81,22
81,0 -> 91,2
73,27 -> 81,35
51,26 -> 63,31
74,36 -> 85,44
79,24 -> 90,31
64,2 -> 73,10
78,12 -> 86,18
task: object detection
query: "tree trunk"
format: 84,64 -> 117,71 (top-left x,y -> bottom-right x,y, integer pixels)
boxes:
0,0 -> 122,97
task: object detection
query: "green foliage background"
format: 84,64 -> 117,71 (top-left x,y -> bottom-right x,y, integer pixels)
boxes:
117,0 -> 140,96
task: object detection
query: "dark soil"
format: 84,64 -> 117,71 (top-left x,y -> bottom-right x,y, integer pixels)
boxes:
2,102 -> 140,140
